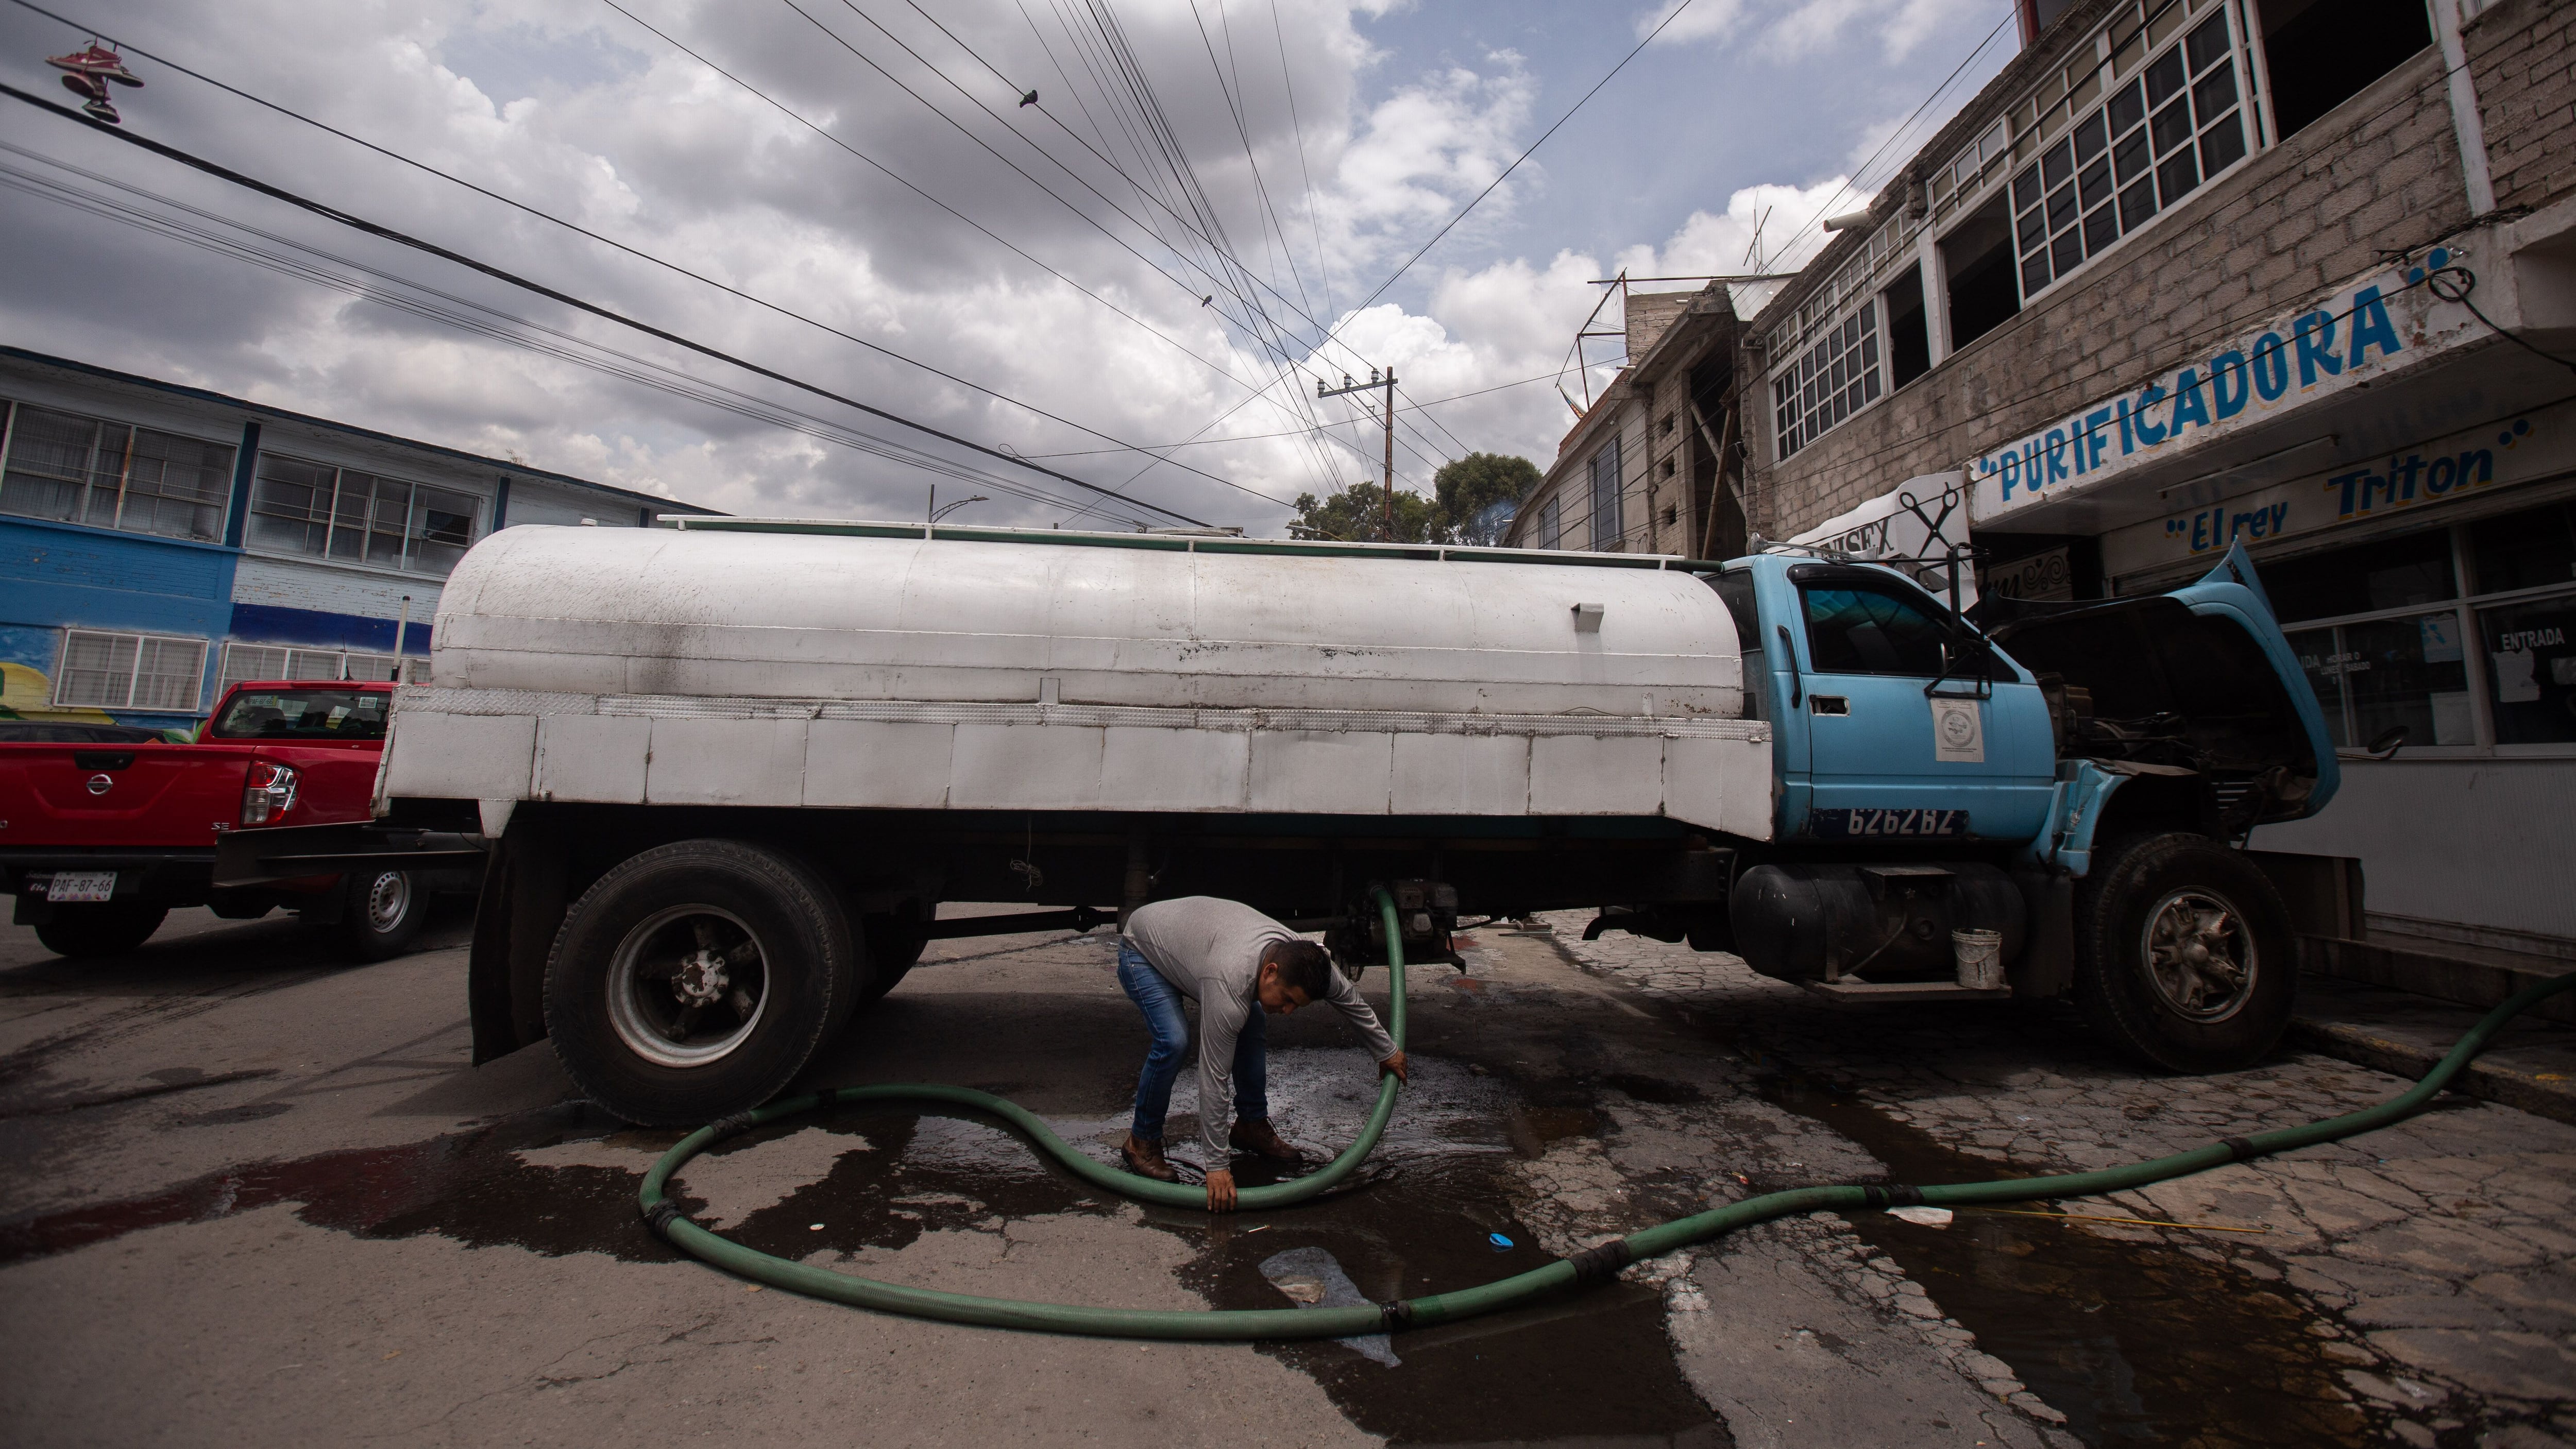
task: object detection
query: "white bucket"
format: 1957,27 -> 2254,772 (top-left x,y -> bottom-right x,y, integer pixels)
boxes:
1953,928 -> 2006,991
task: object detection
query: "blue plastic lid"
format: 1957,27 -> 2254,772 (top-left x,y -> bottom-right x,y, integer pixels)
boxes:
1488,1232 -> 1514,1250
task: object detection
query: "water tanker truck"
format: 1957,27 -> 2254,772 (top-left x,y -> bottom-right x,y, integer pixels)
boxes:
228,518 -> 2347,1124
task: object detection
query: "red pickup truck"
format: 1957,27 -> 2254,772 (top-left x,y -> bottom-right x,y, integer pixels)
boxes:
0,680 -> 451,960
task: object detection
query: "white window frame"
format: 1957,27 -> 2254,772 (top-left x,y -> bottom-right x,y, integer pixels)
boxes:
2008,2 -> 2257,305
1772,299 -> 1884,461
52,629 -> 209,712
0,397 -> 238,543
244,451 -> 485,577
1588,438 -> 1624,550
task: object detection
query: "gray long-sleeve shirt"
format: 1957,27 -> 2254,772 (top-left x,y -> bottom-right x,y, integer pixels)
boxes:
1123,896 -> 1397,1162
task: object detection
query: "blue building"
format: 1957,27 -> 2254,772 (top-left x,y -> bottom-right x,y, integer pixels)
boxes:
0,348 -> 718,732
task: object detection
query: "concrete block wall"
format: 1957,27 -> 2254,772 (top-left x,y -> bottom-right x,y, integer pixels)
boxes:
1739,43 -> 2475,541
2467,0 -> 2576,215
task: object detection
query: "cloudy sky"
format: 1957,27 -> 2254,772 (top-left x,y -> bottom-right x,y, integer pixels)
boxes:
0,0 -> 2017,532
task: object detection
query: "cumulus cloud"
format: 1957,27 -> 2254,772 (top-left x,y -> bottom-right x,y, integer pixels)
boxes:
1639,0 -> 1999,61
0,0 -> 1996,533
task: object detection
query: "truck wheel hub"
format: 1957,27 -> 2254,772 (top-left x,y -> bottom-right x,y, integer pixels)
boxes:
606,906 -> 771,1069
2142,891 -> 2254,1023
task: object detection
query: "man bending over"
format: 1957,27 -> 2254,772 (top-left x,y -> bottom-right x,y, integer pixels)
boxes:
1118,895 -> 1408,1211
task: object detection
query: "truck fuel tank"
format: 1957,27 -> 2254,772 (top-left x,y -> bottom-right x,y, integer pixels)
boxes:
1729,862 -> 2026,984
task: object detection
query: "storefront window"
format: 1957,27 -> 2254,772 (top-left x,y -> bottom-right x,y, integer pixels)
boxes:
2291,612 -> 2475,748
2481,594 -> 2576,745
2347,612 -> 2474,745
2262,530 -> 2454,623
2469,499 -> 2576,595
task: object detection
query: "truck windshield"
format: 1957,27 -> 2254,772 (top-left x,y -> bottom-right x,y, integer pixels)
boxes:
209,688 -> 389,741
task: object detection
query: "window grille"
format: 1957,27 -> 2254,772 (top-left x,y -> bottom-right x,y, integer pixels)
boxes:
2014,10 -> 2246,297
217,642 -> 412,695
1772,300 -> 1882,459
54,629 -> 207,711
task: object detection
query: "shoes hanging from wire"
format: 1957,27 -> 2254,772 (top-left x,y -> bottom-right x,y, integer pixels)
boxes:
47,41 -> 142,124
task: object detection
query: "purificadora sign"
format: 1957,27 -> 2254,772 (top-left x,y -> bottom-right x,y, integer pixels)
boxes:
1969,247 -> 2481,521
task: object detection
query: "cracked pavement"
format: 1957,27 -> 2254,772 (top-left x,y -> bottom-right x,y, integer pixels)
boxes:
0,901 -> 2568,1446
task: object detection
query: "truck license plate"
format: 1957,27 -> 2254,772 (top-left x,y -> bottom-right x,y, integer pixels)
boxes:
46,871 -> 117,902
1807,808 -> 1970,839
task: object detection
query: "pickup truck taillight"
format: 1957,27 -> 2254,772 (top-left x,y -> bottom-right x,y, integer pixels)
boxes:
241,761 -> 300,826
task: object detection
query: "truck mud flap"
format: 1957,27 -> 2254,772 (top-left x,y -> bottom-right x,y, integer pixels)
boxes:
469,820 -> 564,1064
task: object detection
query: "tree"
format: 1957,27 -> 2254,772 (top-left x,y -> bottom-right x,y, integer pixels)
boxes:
1287,451 -> 1539,544
1432,452 -> 1539,545
1286,482 -> 1438,543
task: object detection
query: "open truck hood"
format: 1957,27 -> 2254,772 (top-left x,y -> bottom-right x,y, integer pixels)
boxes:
1984,542 -> 2340,824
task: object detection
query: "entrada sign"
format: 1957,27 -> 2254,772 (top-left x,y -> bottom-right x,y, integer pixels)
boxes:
1970,247 -> 2481,521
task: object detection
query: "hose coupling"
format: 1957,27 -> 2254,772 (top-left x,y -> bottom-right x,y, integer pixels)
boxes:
1859,1184 -> 1926,1207
2220,1135 -> 2260,1162
1375,1299 -> 1415,1331
642,1199 -> 688,1238
1567,1238 -> 1635,1286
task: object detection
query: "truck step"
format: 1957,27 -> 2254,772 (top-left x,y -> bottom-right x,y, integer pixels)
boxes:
1804,979 -> 2013,1004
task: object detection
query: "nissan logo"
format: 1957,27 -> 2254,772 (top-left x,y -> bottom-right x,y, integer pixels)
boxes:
86,774 -> 113,795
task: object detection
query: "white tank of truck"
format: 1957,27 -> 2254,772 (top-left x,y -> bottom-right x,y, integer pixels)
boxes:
381,521 -> 1774,839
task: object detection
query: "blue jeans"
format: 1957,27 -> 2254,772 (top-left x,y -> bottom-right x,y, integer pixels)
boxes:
1119,943 -> 1266,1144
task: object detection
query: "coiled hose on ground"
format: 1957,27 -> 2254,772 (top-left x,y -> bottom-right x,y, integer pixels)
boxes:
638,889 -> 2575,1340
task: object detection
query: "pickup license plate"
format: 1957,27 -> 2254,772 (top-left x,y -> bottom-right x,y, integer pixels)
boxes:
45,871 -> 117,902
1808,808 -> 1970,839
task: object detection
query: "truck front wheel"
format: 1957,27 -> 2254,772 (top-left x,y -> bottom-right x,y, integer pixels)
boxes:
35,902 -> 167,958
2074,833 -> 2294,1073
545,840 -> 855,1124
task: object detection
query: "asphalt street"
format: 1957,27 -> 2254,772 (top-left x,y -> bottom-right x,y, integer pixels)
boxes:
2,902 -> 2571,1447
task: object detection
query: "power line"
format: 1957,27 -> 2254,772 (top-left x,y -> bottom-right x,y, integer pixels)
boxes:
0,146 -> 1155,523
1762,7 -> 2018,270
789,0 -> 1362,495
4,0 -> 1318,515
0,77 -> 1216,526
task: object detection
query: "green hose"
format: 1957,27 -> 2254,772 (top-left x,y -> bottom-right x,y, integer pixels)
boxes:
639,894 -> 2574,1341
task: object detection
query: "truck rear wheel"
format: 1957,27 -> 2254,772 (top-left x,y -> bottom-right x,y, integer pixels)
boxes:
35,902 -> 167,959
2074,833 -> 2294,1073
545,840 -> 856,1125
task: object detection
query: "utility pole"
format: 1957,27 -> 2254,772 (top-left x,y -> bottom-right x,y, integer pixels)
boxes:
1317,367 -> 1397,541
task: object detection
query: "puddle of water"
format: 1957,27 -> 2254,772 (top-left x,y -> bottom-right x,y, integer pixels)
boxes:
1169,1053 -> 1726,1447
3,1055 -> 1730,1447
0,1104 -> 679,1266
1758,1075 -> 2374,1449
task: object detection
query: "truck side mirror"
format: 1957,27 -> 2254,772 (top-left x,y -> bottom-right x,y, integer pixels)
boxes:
2365,724 -> 2410,760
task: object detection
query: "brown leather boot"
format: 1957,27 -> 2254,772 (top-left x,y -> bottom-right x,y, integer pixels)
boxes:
1121,1134 -> 1180,1182
1228,1118 -> 1304,1163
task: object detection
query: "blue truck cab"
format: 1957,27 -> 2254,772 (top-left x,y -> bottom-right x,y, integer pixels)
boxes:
1692,542 -> 2342,1074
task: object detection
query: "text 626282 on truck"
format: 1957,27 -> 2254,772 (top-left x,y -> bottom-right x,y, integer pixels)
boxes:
292,520 -> 2352,1124
3,680 -> 478,959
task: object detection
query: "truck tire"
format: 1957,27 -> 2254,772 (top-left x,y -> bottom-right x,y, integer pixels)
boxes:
2074,832 -> 2294,1073
545,840 -> 856,1125
336,868 -> 429,961
35,903 -> 167,958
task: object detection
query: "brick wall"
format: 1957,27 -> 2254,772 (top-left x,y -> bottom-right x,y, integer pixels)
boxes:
2467,0 -> 2576,214
1741,44 -> 2475,540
